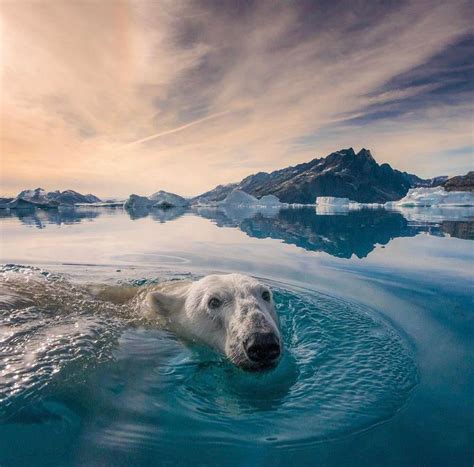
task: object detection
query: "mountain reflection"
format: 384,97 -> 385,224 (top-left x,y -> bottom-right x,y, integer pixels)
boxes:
196,207 -> 473,258
1,205 -> 472,258
0,207 -> 101,229
124,206 -> 187,222
441,220 -> 474,240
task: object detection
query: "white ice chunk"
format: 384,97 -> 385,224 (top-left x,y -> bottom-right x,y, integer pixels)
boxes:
315,197 -> 351,206
390,187 -> 474,207
220,190 -> 259,206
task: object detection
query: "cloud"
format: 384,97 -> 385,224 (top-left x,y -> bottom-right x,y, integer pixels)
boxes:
123,110 -> 233,147
1,0 -> 472,197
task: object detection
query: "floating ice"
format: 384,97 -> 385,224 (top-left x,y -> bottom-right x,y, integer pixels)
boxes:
220,189 -> 282,207
125,191 -> 190,210
258,194 -> 282,206
149,191 -> 189,208
316,197 -> 350,207
124,194 -> 154,209
388,187 -> 474,207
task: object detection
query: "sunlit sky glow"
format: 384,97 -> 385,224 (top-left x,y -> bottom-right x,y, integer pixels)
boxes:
1,0 -> 473,198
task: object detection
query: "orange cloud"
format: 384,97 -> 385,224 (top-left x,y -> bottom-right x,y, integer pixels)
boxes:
1,0 -> 472,198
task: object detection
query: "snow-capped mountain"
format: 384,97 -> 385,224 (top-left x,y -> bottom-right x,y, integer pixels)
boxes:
0,188 -> 101,209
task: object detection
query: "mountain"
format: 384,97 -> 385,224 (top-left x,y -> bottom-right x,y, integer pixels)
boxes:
403,174 -> 448,188
193,148 -> 419,204
48,190 -> 101,204
17,188 -> 101,205
0,188 -> 101,209
443,171 -> 474,192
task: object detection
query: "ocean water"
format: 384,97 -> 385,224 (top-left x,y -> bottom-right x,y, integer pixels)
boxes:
0,205 -> 472,466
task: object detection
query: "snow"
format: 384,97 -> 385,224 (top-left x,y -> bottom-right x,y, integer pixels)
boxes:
18,188 -> 49,203
388,187 -> 474,207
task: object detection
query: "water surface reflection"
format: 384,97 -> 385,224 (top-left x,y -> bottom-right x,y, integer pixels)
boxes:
196,206 -> 473,258
1,205 -> 472,259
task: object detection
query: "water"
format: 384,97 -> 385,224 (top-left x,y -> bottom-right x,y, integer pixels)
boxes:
0,205 -> 473,466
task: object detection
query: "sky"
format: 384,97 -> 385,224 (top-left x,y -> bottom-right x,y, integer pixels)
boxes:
1,0 -> 473,198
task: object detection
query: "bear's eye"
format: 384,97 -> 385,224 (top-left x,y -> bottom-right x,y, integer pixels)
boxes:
262,290 -> 271,302
208,297 -> 222,309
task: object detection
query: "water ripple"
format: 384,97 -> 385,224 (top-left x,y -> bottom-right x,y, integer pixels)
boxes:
0,265 -> 418,451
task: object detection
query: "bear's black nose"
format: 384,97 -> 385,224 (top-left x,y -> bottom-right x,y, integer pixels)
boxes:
244,332 -> 281,363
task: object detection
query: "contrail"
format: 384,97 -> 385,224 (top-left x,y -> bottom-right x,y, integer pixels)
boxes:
123,110 -> 231,147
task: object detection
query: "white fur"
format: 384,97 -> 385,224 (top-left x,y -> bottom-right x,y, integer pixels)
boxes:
145,274 -> 281,370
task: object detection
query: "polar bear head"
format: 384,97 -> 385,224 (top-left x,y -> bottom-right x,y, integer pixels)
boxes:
147,274 -> 282,371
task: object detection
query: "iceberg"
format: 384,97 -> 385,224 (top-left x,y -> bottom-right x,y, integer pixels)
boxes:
220,189 -> 282,207
389,187 -> 474,207
123,194 -> 155,210
221,189 -> 259,206
316,197 -> 351,207
257,195 -> 281,206
315,196 -> 385,214
149,190 -> 189,208
124,191 -> 190,210
315,197 -> 351,214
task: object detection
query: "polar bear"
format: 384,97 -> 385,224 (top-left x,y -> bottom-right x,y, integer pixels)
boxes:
144,273 -> 282,371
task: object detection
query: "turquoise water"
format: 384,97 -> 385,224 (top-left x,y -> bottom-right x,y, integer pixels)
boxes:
0,206 -> 473,466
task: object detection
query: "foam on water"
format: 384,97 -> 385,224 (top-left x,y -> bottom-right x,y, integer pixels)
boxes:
0,265 -> 418,452
0,265 -> 130,419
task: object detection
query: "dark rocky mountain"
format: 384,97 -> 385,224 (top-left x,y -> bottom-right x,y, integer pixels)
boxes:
193,148 -> 424,204
443,171 -> 474,192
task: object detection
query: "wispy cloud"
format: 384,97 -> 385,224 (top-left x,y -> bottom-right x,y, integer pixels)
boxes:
123,110 -> 233,147
1,0 -> 472,197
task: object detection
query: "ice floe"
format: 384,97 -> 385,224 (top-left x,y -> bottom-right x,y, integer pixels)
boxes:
386,187 -> 474,207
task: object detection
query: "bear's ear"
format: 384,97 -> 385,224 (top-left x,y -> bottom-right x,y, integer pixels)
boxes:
148,280 -> 192,316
